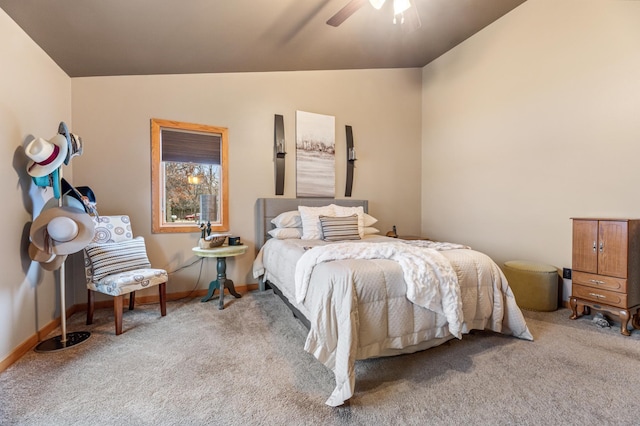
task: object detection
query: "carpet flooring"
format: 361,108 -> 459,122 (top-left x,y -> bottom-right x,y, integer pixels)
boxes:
2,290 -> 640,425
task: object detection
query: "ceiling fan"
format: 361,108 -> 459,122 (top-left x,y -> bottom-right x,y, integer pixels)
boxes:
326,0 -> 421,30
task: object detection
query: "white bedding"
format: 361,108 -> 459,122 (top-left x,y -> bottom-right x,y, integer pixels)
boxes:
295,240 -> 464,338
253,236 -> 533,406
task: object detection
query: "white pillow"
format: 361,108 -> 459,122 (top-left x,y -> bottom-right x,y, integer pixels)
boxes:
271,210 -> 301,228
268,227 -> 303,239
363,227 -> 380,235
330,204 -> 365,238
364,213 -> 378,227
298,205 -> 335,240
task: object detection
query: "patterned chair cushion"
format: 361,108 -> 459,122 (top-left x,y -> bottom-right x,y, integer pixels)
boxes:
87,268 -> 168,296
85,237 -> 151,281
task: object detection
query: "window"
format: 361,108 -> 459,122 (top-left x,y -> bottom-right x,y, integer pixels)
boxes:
151,119 -> 228,234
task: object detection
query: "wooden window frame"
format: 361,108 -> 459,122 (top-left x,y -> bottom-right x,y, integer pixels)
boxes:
151,118 -> 229,234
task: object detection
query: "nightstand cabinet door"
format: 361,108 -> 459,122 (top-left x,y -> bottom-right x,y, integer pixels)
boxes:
572,220 -> 598,274
598,221 -> 628,279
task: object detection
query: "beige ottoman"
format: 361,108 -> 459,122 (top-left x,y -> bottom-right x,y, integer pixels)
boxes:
503,260 -> 559,311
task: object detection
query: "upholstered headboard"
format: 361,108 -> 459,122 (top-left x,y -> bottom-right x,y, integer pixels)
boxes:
254,198 -> 368,250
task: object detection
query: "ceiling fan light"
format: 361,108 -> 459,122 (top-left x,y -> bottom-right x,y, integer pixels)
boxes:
393,0 -> 411,15
369,0 -> 385,10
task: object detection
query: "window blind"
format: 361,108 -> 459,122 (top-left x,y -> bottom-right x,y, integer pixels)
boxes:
161,129 -> 221,164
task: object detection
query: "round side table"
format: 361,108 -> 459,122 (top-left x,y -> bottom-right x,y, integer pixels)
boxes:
192,245 -> 248,310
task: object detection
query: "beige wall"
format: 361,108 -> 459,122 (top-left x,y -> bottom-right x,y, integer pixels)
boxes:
421,0 -> 640,300
71,69 -> 423,297
0,8 -> 72,361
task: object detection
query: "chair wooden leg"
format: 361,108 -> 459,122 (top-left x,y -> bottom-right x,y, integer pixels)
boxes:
114,295 -> 124,335
86,289 -> 94,325
159,282 -> 167,317
129,291 -> 135,311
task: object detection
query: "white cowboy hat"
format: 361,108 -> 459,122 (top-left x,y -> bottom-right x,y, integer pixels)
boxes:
25,134 -> 69,177
28,242 -> 67,271
30,206 -> 96,255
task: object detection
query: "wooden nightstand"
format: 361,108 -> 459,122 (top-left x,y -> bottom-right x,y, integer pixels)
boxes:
386,225 -> 430,241
398,236 -> 431,241
569,218 -> 640,335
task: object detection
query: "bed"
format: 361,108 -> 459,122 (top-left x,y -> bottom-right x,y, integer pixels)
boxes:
252,198 -> 533,406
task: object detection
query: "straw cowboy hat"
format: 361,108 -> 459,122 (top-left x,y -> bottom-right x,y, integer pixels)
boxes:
28,242 -> 67,271
30,206 -> 96,255
58,122 -> 83,165
25,134 -> 69,177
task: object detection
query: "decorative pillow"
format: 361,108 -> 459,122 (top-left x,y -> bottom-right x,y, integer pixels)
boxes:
85,237 -> 151,281
364,213 -> 378,227
319,214 -> 361,242
268,227 -> 303,239
298,205 -> 335,240
270,210 -> 302,228
363,227 -> 380,235
330,204 -> 365,238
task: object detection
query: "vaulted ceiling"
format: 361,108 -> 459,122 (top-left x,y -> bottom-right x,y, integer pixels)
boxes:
0,0 -> 525,77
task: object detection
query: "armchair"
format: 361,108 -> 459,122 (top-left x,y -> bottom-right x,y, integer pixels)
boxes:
83,215 -> 167,335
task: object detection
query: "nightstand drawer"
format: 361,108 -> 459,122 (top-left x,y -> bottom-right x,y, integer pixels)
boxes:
572,271 -> 626,293
572,284 -> 627,308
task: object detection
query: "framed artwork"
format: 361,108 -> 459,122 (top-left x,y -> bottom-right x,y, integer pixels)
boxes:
296,110 -> 335,197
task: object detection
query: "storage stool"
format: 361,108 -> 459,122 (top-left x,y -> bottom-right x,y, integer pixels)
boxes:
503,260 -> 559,311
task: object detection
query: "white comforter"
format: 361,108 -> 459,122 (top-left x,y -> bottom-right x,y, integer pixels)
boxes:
254,238 -> 533,407
295,241 -> 464,339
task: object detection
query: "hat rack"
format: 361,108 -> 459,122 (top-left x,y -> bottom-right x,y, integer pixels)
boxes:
28,123 -> 92,352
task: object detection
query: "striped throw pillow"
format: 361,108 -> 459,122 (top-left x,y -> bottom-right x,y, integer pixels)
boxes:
85,237 -> 151,281
319,214 -> 361,242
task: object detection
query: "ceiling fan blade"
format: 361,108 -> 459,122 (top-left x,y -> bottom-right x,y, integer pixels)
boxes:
400,3 -> 421,33
326,0 -> 368,27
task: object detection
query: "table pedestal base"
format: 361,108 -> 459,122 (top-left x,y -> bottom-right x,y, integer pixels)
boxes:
201,257 -> 242,309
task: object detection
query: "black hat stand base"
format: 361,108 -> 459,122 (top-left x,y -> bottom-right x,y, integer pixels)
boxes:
34,331 -> 91,352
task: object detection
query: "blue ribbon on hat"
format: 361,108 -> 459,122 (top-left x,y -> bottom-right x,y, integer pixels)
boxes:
31,167 -> 61,198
